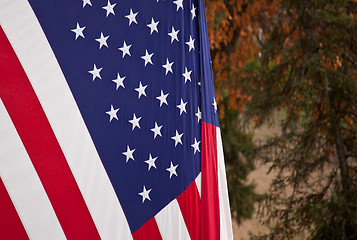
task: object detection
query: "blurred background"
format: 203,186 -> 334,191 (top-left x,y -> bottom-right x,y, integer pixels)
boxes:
204,0 -> 357,239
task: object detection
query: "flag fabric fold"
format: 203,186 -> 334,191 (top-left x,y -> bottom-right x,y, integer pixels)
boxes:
0,0 -> 233,239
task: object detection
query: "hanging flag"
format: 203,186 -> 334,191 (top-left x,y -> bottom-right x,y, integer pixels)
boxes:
0,0 -> 233,239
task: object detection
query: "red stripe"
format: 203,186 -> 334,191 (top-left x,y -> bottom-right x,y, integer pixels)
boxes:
201,123 -> 220,239
177,180 -> 201,240
132,217 -> 162,240
0,27 -> 100,240
0,178 -> 29,240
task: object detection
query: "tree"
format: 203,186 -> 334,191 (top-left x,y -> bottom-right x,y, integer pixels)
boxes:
206,0 -> 357,238
219,98 -> 257,223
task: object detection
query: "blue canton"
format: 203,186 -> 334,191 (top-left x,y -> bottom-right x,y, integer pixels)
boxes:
28,0 -> 219,232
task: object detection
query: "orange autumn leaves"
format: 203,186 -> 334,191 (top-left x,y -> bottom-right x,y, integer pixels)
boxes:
206,0 -> 279,117
206,0 -> 356,135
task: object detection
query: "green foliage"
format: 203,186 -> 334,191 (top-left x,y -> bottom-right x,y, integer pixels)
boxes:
219,95 -> 258,223
208,0 -> 357,238
240,0 -> 357,239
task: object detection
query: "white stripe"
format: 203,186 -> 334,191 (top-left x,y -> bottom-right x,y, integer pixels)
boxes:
0,1 -> 132,239
195,172 -> 201,197
216,127 -> 234,240
155,199 -> 191,240
0,99 -> 66,240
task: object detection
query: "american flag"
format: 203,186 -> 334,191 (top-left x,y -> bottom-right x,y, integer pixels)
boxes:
0,0 -> 233,239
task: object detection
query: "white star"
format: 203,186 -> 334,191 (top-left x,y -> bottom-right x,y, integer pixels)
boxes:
82,0 -> 92,8
213,98 -> 217,112
195,107 -> 201,123
138,186 -> 151,203
162,58 -> 174,75
182,67 -> 192,83
112,73 -> 126,89
191,4 -> 197,19
141,50 -> 154,66
156,90 -> 169,107
88,64 -> 102,81
71,23 -> 85,40
171,130 -> 183,147
185,35 -> 195,52
173,0 -> 183,11
128,113 -> 141,130
102,0 -> 116,17
168,26 -> 179,43
95,32 -> 109,49
177,98 -> 187,115
151,122 -> 163,139
166,162 -> 178,178
145,154 -> 157,171
191,138 -> 201,154
122,145 -> 135,162
118,41 -> 132,58
135,82 -> 147,99
105,105 -> 119,122
125,9 -> 138,25
147,18 -> 159,34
